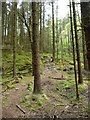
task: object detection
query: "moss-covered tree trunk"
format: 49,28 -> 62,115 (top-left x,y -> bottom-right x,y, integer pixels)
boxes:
32,2 -> 41,94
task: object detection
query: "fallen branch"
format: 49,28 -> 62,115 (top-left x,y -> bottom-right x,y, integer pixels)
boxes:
52,77 -> 66,80
16,104 -> 26,114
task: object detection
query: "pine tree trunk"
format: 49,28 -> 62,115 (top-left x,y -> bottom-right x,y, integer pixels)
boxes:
80,2 -> 90,71
72,1 -> 83,84
40,3 -> 43,52
2,2 -> 5,46
82,28 -> 88,70
12,2 -> 17,78
80,2 -> 88,70
52,2 -> 55,61
42,2 -> 45,52
56,1 -> 59,59
69,0 -> 79,98
5,3 -> 7,43
61,36 -> 63,65
32,2 -> 41,94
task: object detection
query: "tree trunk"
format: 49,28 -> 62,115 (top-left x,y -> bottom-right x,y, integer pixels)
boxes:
72,1 -> 83,84
61,36 -> 63,65
19,6 -> 24,50
69,0 -> 79,98
56,1 -> 59,59
42,2 -> 45,52
52,2 -> 55,61
32,2 -> 41,94
80,2 -> 90,71
2,3 -> 4,45
12,2 -> 17,78
5,3 -> 7,43
80,2 -> 88,70
40,3 -> 43,52
82,27 -> 88,70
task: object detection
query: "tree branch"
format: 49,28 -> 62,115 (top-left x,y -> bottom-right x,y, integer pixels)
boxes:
17,8 -> 31,43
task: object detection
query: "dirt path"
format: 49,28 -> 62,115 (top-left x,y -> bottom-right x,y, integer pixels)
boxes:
2,74 -> 33,118
2,62 -> 89,118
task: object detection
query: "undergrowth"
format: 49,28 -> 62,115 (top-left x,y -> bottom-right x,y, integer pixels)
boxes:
21,92 -> 49,112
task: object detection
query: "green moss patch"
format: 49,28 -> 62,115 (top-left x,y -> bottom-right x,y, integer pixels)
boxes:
21,92 -> 49,112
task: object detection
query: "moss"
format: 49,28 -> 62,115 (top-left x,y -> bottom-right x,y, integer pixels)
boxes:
63,79 -> 75,89
2,51 -> 32,78
88,103 -> 90,111
21,92 -> 49,111
78,81 -> 88,93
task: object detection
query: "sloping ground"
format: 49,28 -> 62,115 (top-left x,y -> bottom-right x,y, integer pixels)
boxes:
2,62 -> 90,119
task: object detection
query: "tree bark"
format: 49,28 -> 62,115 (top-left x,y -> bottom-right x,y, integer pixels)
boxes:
80,2 -> 88,70
52,2 -> 55,61
40,3 -> 43,52
69,0 -> 79,98
80,2 -> 90,71
72,1 -> 83,84
42,2 -> 45,52
32,2 -> 41,94
12,2 -> 17,78
56,1 -> 59,59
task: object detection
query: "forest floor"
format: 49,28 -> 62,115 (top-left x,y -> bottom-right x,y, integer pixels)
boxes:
2,60 -> 90,119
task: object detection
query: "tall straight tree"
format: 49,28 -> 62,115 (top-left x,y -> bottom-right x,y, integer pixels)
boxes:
72,1 -> 83,84
69,0 -> 79,98
52,2 -> 55,61
60,29 -> 63,65
2,2 -> 6,45
7,3 -> 11,43
80,1 -> 88,70
2,2 -> 7,45
32,2 -> 41,94
56,0 -> 59,59
80,1 -> 90,70
5,2 -> 7,43
12,2 -> 17,78
42,2 -> 45,52
39,3 -> 43,52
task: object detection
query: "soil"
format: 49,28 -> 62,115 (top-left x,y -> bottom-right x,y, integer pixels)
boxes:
2,62 -> 90,119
